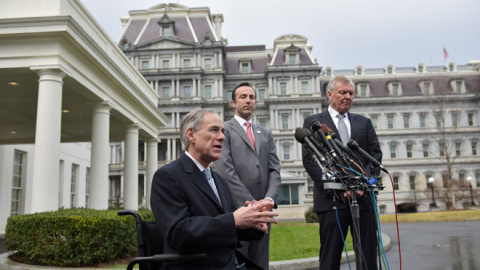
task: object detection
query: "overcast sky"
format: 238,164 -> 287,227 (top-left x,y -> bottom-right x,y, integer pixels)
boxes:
81,0 -> 480,70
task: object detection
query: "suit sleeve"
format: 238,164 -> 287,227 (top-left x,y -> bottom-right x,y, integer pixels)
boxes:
365,118 -> 383,177
150,166 -> 238,253
214,127 -> 255,207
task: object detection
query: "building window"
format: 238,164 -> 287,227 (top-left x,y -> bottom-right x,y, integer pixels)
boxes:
11,151 -> 25,216
379,205 -> 387,214
468,112 -> 474,126
184,86 -> 192,97
435,113 -> 443,127
162,26 -> 171,37
258,89 -> 265,101
356,67 -> 363,75
280,82 -> 287,95
419,113 -> 426,128
163,87 -> 170,98
241,62 -> 249,73
387,115 -> 394,129
162,60 -> 170,69
183,59 -> 190,68
403,114 -> 410,128
71,164 -> 78,208
439,143 -> 445,157
390,145 -> 397,159
278,184 -> 299,205
204,58 -> 212,69
422,81 -> 432,95
359,84 -> 368,97
281,113 -> 289,129
409,175 -> 416,190
258,118 -> 268,128
423,143 -> 429,157
476,173 -> 480,188
449,63 -> 455,72
393,176 -> 399,190
141,60 -> 149,70
205,85 -> 212,98
370,115 -> 378,129
301,82 -> 308,94
227,90 -> 233,101
456,142 -> 462,156
288,54 -> 296,65
453,79 -> 463,94
406,144 -> 413,158
472,141 -> 478,156
326,68 -> 332,76
283,144 -> 290,160
451,112 -> 458,127
85,167 -> 90,208
392,83 -> 400,96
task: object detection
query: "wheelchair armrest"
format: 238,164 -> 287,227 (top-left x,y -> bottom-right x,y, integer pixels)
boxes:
126,253 -> 207,270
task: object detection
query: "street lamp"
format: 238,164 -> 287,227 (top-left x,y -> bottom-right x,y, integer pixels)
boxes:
467,176 -> 476,206
428,177 -> 437,207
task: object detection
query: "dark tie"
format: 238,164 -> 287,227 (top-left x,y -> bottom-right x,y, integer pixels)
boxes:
245,122 -> 256,150
203,169 -> 221,204
337,114 -> 349,145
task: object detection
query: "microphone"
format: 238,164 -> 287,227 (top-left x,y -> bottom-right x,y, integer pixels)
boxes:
347,139 -> 388,173
295,128 -> 326,164
316,124 -> 349,167
311,120 -> 340,163
320,125 -> 353,156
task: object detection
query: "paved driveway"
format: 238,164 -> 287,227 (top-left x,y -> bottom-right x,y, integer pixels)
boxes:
341,220 -> 480,270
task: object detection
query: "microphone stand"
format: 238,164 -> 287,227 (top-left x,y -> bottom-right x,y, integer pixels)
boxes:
350,186 -> 363,270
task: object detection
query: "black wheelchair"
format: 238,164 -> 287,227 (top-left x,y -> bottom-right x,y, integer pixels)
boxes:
117,210 -> 206,270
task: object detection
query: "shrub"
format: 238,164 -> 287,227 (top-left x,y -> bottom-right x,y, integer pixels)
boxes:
305,206 -> 318,223
5,208 -> 150,267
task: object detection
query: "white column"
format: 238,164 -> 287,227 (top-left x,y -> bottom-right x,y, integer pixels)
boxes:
176,80 -> 180,96
167,138 -> 172,161
89,101 -> 112,210
124,124 -> 139,210
172,139 -> 177,160
192,79 -> 197,96
146,138 -> 159,210
219,80 -> 223,97
30,69 -> 65,213
171,80 -> 175,96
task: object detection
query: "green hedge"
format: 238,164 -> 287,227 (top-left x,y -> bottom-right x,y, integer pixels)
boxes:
5,208 -> 153,267
305,206 -> 318,223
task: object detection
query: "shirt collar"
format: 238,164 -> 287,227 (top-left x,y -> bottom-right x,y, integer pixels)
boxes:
234,114 -> 252,127
185,151 -> 209,172
328,106 -> 348,118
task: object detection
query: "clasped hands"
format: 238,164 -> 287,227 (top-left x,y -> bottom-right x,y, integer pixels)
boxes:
233,199 -> 278,234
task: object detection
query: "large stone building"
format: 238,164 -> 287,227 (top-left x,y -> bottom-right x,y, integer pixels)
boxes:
1,1 -> 479,235
114,3 -> 480,218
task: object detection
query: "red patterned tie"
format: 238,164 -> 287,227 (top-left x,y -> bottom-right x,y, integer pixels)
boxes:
245,122 -> 256,150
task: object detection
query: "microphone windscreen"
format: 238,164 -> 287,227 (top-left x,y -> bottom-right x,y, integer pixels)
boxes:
294,128 -> 310,143
311,120 -> 321,130
346,139 -> 358,150
320,124 -> 330,134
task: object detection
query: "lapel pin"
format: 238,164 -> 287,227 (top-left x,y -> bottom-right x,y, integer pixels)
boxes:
256,130 -> 261,134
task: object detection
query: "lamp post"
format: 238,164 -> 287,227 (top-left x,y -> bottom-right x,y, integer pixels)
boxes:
467,176 -> 476,206
428,177 -> 437,207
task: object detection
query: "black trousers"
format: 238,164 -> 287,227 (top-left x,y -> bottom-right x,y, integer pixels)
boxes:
317,206 -> 378,270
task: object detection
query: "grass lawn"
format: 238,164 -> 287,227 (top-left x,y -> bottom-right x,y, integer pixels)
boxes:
106,209 -> 480,268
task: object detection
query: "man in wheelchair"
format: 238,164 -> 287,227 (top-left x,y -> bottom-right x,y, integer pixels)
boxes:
151,109 -> 279,270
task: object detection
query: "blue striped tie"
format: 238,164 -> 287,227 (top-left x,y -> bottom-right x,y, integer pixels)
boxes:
203,169 -> 221,204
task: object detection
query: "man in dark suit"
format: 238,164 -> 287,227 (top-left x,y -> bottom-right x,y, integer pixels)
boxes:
302,75 -> 382,270
214,83 -> 281,270
151,108 -> 279,270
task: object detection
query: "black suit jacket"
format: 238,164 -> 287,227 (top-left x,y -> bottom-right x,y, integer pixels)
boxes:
151,153 -> 261,270
302,110 -> 382,212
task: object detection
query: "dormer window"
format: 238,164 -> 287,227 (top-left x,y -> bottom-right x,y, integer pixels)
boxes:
388,81 -> 402,96
158,13 -> 175,38
356,66 -> 364,76
451,79 -> 465,94
325,67 -> 333,77
356,82 -> 370,97
420,81 -> 433,95
283,43 -> 300,65
386,65 -> 395,75
417,63 -> 425,73
239,59 -> 251,74
448,62 -> 456,72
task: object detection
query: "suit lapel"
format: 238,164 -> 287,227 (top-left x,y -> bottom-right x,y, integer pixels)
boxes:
180,154 -> 224,210
319,112 -> 338,134
348,113 -> 359,140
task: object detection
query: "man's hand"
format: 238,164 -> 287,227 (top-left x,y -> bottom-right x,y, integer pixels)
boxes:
234,200 -> 278,233
343,190 -> 364,199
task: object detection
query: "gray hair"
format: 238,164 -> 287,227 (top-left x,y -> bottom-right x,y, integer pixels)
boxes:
326,75 -> 354,93
180,108 -> 217,150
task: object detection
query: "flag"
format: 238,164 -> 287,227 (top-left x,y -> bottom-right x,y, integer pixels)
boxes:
443,47 -> 449,59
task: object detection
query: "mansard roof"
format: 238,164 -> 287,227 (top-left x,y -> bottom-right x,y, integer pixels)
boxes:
119,4 -> 217,47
